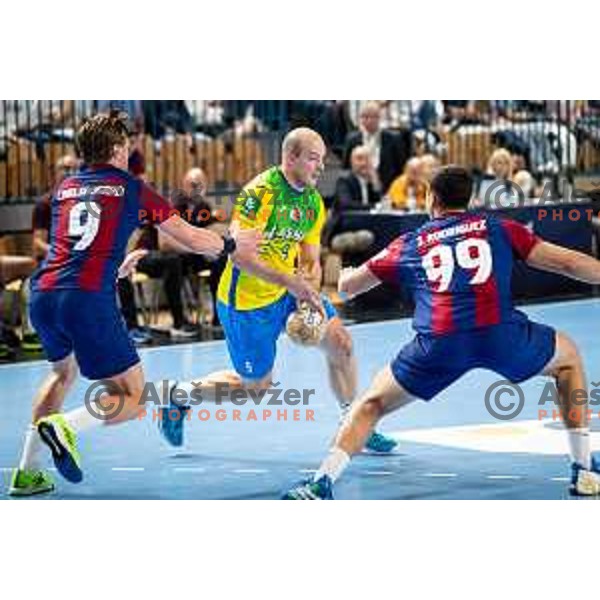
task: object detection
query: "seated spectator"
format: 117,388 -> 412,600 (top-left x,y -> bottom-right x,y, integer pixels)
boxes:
0,245 -> 36,359
333,145 -> 381,211
386,157 -> 428,212
321,147 -> 379,298
344,101 -> 411,194
141,100 -> 194,152
420,153 -> 441,185
116,188 -> 198,339
511,153 -> 535,198
162,167 -> 227,327
475,148 -> 522,208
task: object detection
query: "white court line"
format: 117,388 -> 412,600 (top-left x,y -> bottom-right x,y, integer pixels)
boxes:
486,475 -> 523,480
422,473 -> 458,478
364,471 -> 395,476
233,468 -> 269,474
550,477 -> 570,482
173,467 -> 206,473
298,469 -> 317,474
111,467 -> 145,472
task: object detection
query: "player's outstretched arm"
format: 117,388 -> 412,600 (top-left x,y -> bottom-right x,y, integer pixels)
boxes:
338,265 -> 382,300
158,215 -> 261,262
527,241 -> 600,284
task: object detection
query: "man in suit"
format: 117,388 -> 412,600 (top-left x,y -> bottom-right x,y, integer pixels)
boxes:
334,145 -> 381,211
343,101 -> 411,193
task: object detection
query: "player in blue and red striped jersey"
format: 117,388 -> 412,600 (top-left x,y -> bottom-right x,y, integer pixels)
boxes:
9,111 -> 260,496
284,166 -> 600,499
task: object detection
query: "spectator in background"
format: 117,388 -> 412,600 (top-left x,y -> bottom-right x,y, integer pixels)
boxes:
322,147 -> 378,293
163,167 -> 227,327
142,100 -> 194,152
475,148 -> 521,208
344,101 -> 411,194
420,153 -> 441,185
333,145 -> 381,212
185,100 -> 227,138
512,153 -> 535,199
386,157 -> 428,212
0,243 -> 36,359
122,218 -> 197,340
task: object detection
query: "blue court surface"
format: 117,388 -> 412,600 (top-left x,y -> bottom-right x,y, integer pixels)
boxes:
2,297 -> 600,500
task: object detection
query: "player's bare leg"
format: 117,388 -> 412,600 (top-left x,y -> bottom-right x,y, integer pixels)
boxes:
542,331 -> 600,495
10,354 -> 79,495
321,317 -> 398,453
283,365 -> 416,499
321,317 -> 357,407
35,363 -> 149,483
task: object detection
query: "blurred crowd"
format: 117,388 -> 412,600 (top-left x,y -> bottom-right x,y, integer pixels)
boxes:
1,99 -> 599,359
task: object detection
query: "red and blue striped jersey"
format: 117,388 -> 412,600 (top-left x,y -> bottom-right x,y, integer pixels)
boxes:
31,164 -> 173,294
367,212 -> 540,336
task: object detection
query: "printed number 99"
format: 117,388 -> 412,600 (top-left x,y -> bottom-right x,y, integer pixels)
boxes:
422,238 -> 492,292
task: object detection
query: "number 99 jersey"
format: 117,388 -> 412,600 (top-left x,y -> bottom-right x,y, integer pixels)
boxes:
367,212 -> 540,336
31,164 -> 173,295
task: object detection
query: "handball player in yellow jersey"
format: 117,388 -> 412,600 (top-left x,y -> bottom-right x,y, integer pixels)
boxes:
160,128 -> 397,453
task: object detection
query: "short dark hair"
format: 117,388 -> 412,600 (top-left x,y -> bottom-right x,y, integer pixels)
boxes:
430,166 -> 473,209
76,110 -> 129,165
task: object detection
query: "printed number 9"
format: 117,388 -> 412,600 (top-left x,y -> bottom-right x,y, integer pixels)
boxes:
68,202 -> 101,251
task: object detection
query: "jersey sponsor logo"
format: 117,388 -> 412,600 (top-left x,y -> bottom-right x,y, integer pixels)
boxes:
263,227 -> 304,242
417,219 -> 487,248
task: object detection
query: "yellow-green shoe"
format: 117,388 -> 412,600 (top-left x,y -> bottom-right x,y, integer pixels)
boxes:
37,415 -> 83,483
8,468 -> 55,497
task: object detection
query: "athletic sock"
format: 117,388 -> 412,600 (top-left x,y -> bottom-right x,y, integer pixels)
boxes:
568,427 -> 591,470
64,404 -> 105,433
18,424 -> 43,471
314,447 -> 351,483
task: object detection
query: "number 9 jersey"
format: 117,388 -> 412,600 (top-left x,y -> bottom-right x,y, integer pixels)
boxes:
31,164 -> 173,295
367,212 -> 540,336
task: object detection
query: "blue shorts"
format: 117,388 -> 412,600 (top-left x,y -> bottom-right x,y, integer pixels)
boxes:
29,290 -> 140,380
391,317 -> 556,400
217,293 -> 338,381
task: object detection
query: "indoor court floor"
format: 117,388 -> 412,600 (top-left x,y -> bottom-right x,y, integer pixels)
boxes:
2,297 -> 600,500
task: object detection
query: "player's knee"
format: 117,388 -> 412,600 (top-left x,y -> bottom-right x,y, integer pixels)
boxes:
554,332 -> 583,373
325,321 -> 353,359
356,395 -> 385,422
53,357 -> 78,388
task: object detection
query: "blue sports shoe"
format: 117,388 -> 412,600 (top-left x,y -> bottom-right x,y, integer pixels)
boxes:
570,455 -> 600,496
364,431 -> 398,454
282,476 -> 334,500
158,382 -> 191,447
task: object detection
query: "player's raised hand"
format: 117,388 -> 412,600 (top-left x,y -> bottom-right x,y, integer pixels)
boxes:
117,249 -> 148,279
289,275 -> 323,314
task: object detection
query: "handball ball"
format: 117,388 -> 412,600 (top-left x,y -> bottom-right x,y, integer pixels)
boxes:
286,302 -> 326,346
